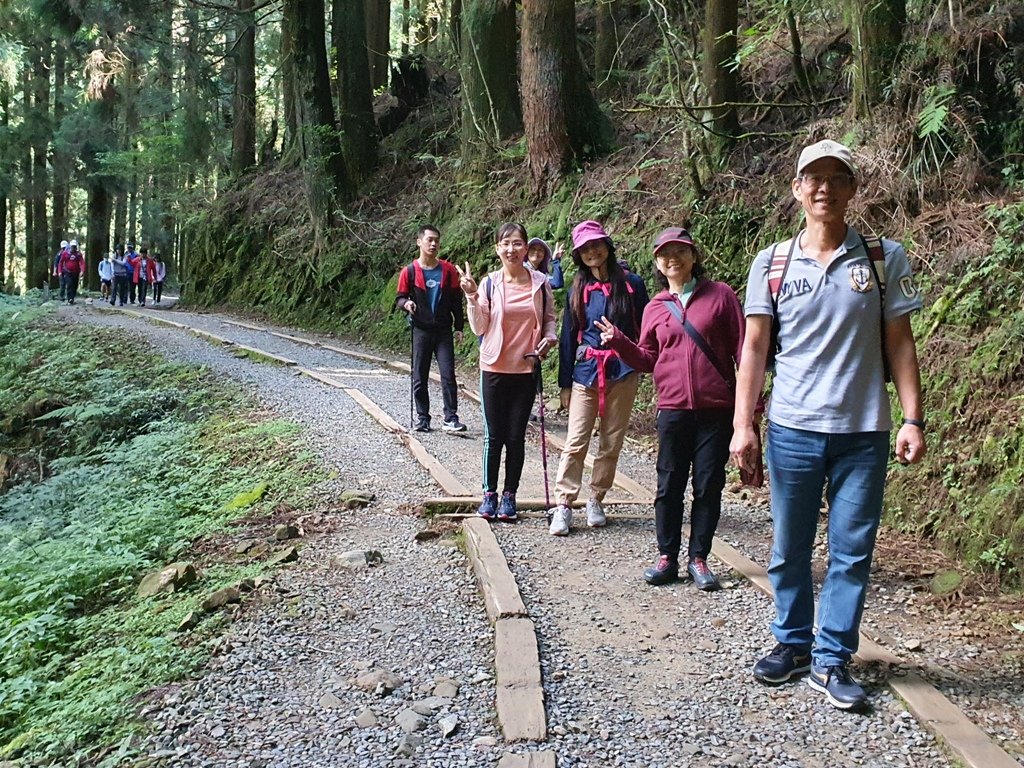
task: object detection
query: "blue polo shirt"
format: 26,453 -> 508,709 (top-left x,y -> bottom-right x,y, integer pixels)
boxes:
744,227 -> 922,433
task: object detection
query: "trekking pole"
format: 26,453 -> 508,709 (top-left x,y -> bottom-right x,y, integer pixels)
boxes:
524,352 -> 551,509
408,319 -> 415,431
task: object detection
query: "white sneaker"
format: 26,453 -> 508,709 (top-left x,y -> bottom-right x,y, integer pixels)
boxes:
586,498 -> 607,528
548,505 -> 572,536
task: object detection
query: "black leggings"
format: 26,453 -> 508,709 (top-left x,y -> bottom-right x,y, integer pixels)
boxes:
480,371 -> 536,494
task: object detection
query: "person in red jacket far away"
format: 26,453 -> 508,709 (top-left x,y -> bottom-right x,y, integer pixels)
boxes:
597,227 -> 748,592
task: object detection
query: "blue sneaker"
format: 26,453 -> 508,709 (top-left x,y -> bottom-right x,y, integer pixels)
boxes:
496,492 -> 517,522
807,663 -> 867,710
753,643 -> 811,683
477,492 -> 498,521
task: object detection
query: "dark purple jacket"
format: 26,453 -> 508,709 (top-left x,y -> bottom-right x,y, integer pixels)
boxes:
605,280 -> 745,411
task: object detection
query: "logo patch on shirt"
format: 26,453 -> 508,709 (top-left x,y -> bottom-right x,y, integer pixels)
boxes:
779,277 -> 813,299
848,262 -> 874,293
425,278 -> 439,289
899,275 -> 918,298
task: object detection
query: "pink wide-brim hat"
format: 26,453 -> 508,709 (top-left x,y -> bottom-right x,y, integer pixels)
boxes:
571,220 -> 611,252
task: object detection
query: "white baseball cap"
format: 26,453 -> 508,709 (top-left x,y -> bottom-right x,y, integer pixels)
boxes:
69,239 -> 78,247
61,240 -> 69,248
796,140 -> 856,176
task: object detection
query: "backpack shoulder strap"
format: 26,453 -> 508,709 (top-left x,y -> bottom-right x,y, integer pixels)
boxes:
485,275 -> 493,302
768,238 -> 796,302
405,263 -> 416,289
861,235 -> 886,294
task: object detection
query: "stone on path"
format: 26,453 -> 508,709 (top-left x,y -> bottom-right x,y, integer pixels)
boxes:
319,691 -> 345,709
275,523 -> 299,540
395,708 -> 427,733
354,708 -> 378,728
497,751 -> 557,768
351,669 -> 404,694
432,677 -> 460,699
474,736 -> 500,749
395,734 -> 423,757
334,550 -> 384,570
269,546 -> 299,565
137,562 -> 197,598
340,489 -> 376,508
177,611 -> 200,632
201,586 -> 241,612
439,714 -> 459,738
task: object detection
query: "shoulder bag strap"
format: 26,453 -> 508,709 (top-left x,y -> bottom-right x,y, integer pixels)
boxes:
664,299 -> 734,386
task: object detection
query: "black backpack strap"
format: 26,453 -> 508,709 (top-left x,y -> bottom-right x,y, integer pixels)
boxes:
664,299 -> 734,386
858,234 -> 891,382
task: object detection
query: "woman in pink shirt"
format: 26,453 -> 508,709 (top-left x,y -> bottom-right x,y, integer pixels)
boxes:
457,223 -> 557,522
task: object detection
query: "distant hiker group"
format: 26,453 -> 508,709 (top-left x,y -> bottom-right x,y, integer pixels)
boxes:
396,139 -> 928,711
52,239 -> 166,307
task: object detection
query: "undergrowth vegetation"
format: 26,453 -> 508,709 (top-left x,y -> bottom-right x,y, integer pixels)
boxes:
0,296 -> 319,763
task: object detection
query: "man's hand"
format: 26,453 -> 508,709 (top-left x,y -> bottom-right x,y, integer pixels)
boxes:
729,424 -> 760,473
404,300 -> 417,315
895,423 -> 926,465
559,387 -> 571,411
454,261 -> 478,296
454,330 -> 464,344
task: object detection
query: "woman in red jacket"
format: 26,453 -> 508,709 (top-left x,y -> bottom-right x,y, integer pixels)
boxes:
133,247 -> 158,307
597,227 -> 746,591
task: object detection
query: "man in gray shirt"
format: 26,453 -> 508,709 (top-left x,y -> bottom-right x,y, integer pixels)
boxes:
729,139 -> 927,710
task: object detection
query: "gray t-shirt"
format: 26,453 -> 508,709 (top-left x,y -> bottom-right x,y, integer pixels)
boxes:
744,227 -> 922,433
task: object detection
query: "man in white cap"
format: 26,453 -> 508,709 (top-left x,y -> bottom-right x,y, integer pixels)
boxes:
57,240 -> 85,305
53,240 -> 70,300
729,139 -> 927,710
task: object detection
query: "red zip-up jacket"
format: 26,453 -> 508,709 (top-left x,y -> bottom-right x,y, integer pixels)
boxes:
395,259 -> 465,332
605,281 -> 745,411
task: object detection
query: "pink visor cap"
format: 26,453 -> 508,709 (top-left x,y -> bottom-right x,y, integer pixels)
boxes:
571,220 -> 611,252
653,227 -> 698,255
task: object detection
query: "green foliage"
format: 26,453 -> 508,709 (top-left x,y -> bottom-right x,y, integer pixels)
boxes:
886,202 -> 1024,583
0,298 -> 319,762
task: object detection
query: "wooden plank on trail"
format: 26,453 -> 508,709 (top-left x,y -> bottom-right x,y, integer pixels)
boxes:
886,672 -> 1021,768
269,330 -> 321,347
231,343 -> 298,367
190,329 -> 234,346
318,343 -> 389,364
342,386 -> 473,497
221,318 -> 267,332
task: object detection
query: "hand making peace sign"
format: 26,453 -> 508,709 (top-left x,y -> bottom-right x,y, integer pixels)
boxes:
454,261 -> 478,296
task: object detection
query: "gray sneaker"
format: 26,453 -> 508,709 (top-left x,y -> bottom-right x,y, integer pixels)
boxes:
586,498 -> 606,528
548,505 -> 572,536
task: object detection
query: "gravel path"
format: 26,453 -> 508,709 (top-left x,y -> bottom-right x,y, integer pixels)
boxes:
68,300 -> 1023,766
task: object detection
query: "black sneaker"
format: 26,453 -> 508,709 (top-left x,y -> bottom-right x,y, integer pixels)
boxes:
477,492 -> 498,521
442,419 -> 467,433
753,643 -> 812,683
414,419 -> 432,433
807,663 -> 867,710
686,557 -> 720,591
643,555 -> 678,586
496,492 -> 518,522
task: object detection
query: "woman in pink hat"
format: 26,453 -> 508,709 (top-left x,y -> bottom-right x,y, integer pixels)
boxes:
548,220 -> 649,536
598,227 -> 748,590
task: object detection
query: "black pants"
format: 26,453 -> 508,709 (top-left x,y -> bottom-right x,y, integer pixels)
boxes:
654,408 -> 733,561
153,281 -> 164,302
60,273 -> 79,303
480,371 -> 536,494
411,326 -> 458,424
111,274 -> 129,305
129,280 -> 137,303
138,280 -> 149,305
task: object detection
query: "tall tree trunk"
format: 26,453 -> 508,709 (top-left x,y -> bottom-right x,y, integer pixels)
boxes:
128,163 -> 139,245
595,0 -> 616,95
784,1 -> 812,100
703,0 -> 741,142
9,199 -> 17,292
285,0 -> 352,251
333,0 -> 378,183
0,86 -> 7,289
21,68 -> 38,290
32,44 -> 50,290
113,191 -> 127,248
450,0 -> 462,56
521,0 -> 613,197
460,0 -> 522,164
847,0 -> 905,116
365,0 -> 391,89
232,0 -> 258,174
281,1 -> 299,153
87,180 -> 111,293
51,44 -> 70,254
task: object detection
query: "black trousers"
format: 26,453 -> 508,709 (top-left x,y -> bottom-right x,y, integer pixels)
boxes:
138,280 -> 149,304
411,326 -> 458,423
111,275 -> 129,305
654,408 -> 733,561
480,371 -> 536,494
153,281 -> 164,302
60,273 -> 79,303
